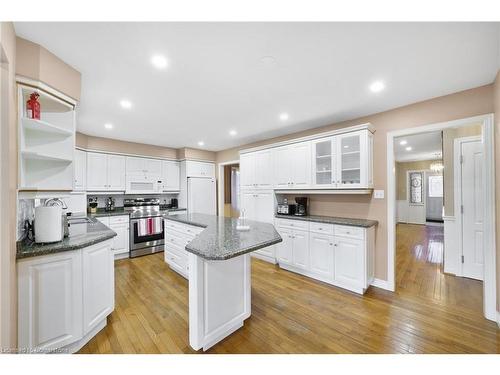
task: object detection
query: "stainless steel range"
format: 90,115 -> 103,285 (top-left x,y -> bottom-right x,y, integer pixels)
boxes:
125,198 -> 165,258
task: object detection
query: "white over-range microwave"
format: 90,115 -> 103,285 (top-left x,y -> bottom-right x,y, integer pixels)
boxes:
126,173 -> 162,194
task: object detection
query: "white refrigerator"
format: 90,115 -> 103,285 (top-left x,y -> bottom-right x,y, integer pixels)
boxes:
187,177 -> 217,215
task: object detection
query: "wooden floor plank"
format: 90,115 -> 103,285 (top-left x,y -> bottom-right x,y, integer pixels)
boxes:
79,223 -> 500,353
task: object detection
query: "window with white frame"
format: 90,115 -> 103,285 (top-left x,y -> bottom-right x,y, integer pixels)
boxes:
428,175 -> 443,198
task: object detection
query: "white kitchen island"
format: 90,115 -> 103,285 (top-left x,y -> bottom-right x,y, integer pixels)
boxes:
164,214 -> 282,351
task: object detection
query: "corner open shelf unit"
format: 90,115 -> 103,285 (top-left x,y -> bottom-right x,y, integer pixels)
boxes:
17,79 -> 76,193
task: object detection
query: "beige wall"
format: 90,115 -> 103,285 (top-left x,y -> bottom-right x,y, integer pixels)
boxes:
216,84 -> 494,281
76,132 -> 178,159
178,147 -> 216,161
0,21 -> 17,349
16,37 -> 81,101
494,70 -> 500,311
395,160 -> 436,201
442,123 -> 482,216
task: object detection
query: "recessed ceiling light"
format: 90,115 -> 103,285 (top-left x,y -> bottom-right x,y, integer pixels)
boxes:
399,140 -> 407,146
151,54 -> 168,69
104,123 -> 113,130
369,80 -> 385,93
405,146 -> 412,151
279,113 -> 289,121
198,141 -> 204,146
120,99 -> 132,109
229,130 -> 237,136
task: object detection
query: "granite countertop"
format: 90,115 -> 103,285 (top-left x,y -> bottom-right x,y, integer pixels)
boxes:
89,207 -> 187,218
275,214 -> 378,228
164,213 -> 282,260
16,216 -> 117,260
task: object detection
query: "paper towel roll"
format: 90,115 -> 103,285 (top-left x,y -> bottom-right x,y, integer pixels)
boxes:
34,206 -> 63,243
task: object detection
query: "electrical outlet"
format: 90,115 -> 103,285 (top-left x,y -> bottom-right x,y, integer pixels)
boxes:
374,190 -> 385,199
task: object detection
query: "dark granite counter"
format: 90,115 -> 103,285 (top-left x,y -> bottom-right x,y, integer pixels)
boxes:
275,214 -> 378,228
16,216 -> 117,260
89,207 -> 187,218
164,213 -> 282,260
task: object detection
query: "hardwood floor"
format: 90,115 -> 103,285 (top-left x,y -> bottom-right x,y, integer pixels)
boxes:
79,223 -> 500,354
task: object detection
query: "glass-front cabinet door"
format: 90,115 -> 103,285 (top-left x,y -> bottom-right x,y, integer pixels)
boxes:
337,132 -> 364,188
312,137 -> 336,188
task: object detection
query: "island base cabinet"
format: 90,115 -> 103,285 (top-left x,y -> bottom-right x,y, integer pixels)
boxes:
18,250 -> 83,352
188,253 -> 251,351
17,240 -> 114,353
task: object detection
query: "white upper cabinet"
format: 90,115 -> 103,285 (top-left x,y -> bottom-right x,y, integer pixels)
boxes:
74,149 -> 87,191
240,149 -> 273,190
126,157 -> 146,174
185,161 -> 215,178
161,161 -> 180,191
273,141 -> 312,189
126,157 -> 162,178
86,152 -> 126,191
311,129 -> 373,189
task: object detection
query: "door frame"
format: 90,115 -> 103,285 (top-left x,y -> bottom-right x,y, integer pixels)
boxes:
217,159 -> 240,217
387,113 -> 496,321
454,135 -> 482,278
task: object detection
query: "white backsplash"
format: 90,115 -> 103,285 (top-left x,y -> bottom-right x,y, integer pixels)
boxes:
17,199 -> 35,240
87,193 -> 179,208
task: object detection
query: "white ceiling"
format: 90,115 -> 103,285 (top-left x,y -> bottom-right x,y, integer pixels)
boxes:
395,131 -> 442,162
13,22 -> 500,151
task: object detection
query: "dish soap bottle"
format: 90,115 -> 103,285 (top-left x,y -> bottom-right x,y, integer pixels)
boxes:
236,209 -> 250,231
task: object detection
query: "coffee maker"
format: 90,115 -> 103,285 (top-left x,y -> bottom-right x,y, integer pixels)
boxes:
294,197 -> 308,216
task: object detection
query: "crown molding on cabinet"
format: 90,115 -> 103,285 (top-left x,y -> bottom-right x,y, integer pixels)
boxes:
16,75 -> 77,108
240,123 -> 375,155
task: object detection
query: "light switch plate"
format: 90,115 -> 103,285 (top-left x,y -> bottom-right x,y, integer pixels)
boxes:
374,190 -> 385,199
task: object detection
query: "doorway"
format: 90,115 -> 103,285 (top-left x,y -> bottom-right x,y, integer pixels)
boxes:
217,161 -> 240,218
387,114 -> 496,322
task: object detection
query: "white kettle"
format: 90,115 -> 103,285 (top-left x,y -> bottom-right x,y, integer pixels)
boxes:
34,205 -> 63,243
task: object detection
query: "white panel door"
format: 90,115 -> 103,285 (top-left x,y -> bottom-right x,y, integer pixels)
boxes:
82,242 -> 114,334
274,146 -> 293,188
162,161 -> 180,191
255,150 -> 273,189
240,191 -> 256,220
254,192 -> 275,259
309,233 -> 334,280
276,228 -> 293,265
461,140 -> 484,280
334,237 -> 364,289
107,155 -> 126,191
291,142 -> 312,188
145,159 -> 162,177
109,222 -> 129,256
86,152 -> 108,191
291,230 -> 309,270
74,149 -> 87,191
239,153 -> 255,189
17,251 -> 83,351
188,178 -> 216,215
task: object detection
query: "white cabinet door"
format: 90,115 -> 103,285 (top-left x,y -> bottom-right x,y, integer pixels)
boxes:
336,131 -> 365,189
334,237 -> 364,289
199,162 -> 215,177
291,230 -> 309,270
312,138 -> 336,188
240,191 -> 256,220
310,233 -> 334,280
82,242 -> 114,335
254,192 -> 276,259
17,251 -> 83,351
86,152 -> 108,191
145,158 -> 162,177
239,153 -> 255,190
255,150 -> 273,189
274,146 -> 293,189
161,161 -> 180,191
276,228 -> 293,265
74,149 -> 87,191
186,161 -> 215,178
109,222 -> 129,256
291,141 -> 312,188
126,157 -> 146,174
107,155 -> 126,191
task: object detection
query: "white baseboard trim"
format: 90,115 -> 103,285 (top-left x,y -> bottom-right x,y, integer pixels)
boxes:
371,278 -> 391,291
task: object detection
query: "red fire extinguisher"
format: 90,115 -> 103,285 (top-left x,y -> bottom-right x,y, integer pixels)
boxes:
26,92 -> 41,119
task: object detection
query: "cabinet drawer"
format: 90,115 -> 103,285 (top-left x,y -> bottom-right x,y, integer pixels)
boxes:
109,215 -> 129,225
334,225 -> 364,239
166,226 -> 195,243
165,250 -> 187,272
275,218 -> 309,231
165,241 -> 188,258
309,222 -> 334,235
164,220 -> 203,236
165,232 -> 191,249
